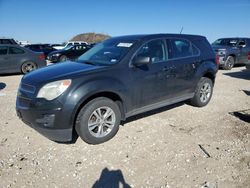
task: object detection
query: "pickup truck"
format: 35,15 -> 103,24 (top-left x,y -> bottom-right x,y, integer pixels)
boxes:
212,38 -> 250,70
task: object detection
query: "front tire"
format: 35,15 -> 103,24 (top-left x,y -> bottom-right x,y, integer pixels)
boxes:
59,55 -> 67,62
190,77 -> 213,107
223,56 -> 235,70
75,97 -> 121,144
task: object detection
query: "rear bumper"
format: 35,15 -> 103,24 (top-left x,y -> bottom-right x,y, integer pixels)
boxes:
218,55 -> 226,65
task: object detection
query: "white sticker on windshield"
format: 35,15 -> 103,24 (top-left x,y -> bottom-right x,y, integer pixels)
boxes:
117,43 -> 133,48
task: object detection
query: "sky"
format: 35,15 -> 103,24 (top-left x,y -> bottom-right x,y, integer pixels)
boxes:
0,0 -> 250,43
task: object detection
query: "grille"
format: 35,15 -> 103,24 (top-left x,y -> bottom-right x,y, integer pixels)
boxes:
20,83 -> 36,94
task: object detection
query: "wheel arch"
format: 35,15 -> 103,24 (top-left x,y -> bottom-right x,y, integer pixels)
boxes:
228,54 -> 237,62
203,71 -> 215,84
71,91 -> 126,130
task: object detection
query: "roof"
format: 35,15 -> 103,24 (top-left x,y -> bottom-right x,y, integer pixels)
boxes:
110,33 -> 206,41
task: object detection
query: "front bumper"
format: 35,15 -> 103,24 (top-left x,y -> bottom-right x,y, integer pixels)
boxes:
16,95 -> 73,142
246,61 -> 250,69
47,55 -> 59,63
217,55 -> 226,65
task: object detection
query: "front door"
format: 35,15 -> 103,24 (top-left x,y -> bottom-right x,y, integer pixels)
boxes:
237,40 -> 249,64
129,39 -> 172,109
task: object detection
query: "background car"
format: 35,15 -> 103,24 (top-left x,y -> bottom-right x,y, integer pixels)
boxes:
24,44 -> 57,58
47,44 -> 91,63
0,38 -> 18,45
0,44 -> 46,74
53,41 -> 88,50
212,38 -> 250,70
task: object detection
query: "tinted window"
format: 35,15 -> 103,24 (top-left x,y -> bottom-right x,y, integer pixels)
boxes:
169,39 -> 199,59
75,45 -> 86,50
238,40 -> 246,46
0,46 -> 8,55
212,38 -> 238,47
134,39 -> 166,63
9,47 -> 25,54
0,39 -> 12,44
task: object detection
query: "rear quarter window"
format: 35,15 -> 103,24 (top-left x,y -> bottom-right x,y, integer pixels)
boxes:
9,47 -> 25,54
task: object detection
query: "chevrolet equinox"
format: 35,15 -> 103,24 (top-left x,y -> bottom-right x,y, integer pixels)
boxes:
16,34 -> 218,144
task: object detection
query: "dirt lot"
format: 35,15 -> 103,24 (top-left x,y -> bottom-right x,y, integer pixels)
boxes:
0,67 -> 249,188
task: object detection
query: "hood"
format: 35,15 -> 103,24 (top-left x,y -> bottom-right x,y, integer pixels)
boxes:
211,45 -> 230,51
22,61 -> 104,84
48,49 -> 66,55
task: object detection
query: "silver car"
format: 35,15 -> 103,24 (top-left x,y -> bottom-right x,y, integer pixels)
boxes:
0,44 -> 46,74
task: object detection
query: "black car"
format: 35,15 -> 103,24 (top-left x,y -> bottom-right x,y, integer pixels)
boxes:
24,44 -> 57,58
212,38 -> 250,70
47,44 -> 90,62
16,34 -> 218,144
0,44 -> 46,74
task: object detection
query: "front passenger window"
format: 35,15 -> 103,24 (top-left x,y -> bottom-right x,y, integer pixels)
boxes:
133,40 -> 166,63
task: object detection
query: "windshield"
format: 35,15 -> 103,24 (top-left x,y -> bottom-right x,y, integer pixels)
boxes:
77,38 -> 136,65
212,39 -> 238,47
64,45 -> 73,50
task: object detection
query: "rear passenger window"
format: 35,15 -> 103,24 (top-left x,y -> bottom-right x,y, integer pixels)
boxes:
0,46 -> 8,55
9,47 -> 25,54
134,39 -> 166,63
169,39 -> 199,59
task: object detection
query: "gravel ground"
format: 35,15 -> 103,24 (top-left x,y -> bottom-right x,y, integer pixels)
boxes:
0,67 -> 249,188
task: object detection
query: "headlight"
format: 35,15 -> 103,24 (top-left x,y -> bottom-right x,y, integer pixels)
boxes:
218,49 -> 226,55
37,80 -> 71,100
53,53 -> 61,56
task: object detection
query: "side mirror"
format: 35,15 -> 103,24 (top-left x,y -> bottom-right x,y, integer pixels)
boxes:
238,42 -> 246,48
133,56 -> 150,66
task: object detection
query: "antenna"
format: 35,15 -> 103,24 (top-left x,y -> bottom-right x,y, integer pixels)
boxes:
180,26 -> 183,34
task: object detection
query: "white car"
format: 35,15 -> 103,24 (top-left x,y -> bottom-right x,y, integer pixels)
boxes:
53,41 -> 88,50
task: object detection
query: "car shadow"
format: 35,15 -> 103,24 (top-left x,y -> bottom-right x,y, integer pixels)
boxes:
0,82 -> 6,90
92,167 -> 131,188
223,69 -> 250,81
242,90 -> 250,96
229,109 -> 250,123
0,73 -> 22,77
122,102 -> 185,125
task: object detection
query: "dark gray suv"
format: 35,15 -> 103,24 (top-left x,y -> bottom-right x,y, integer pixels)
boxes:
212,38 -> 250,70
16,34 -> 218,144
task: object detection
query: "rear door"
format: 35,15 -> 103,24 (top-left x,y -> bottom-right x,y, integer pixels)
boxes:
0,46 -> 9,73
165,38 -> 200,98
7,46 -> 26,70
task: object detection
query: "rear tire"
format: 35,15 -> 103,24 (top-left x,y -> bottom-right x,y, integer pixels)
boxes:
223,56 -> 235,70
21,62 -> 37,74
190,77 -> 213,107
75,97 -> 121,145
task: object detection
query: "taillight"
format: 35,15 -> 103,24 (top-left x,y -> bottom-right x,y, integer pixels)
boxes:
216,54 -> 220,65
248,52 -> 250,60
38,54 -> 45,60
